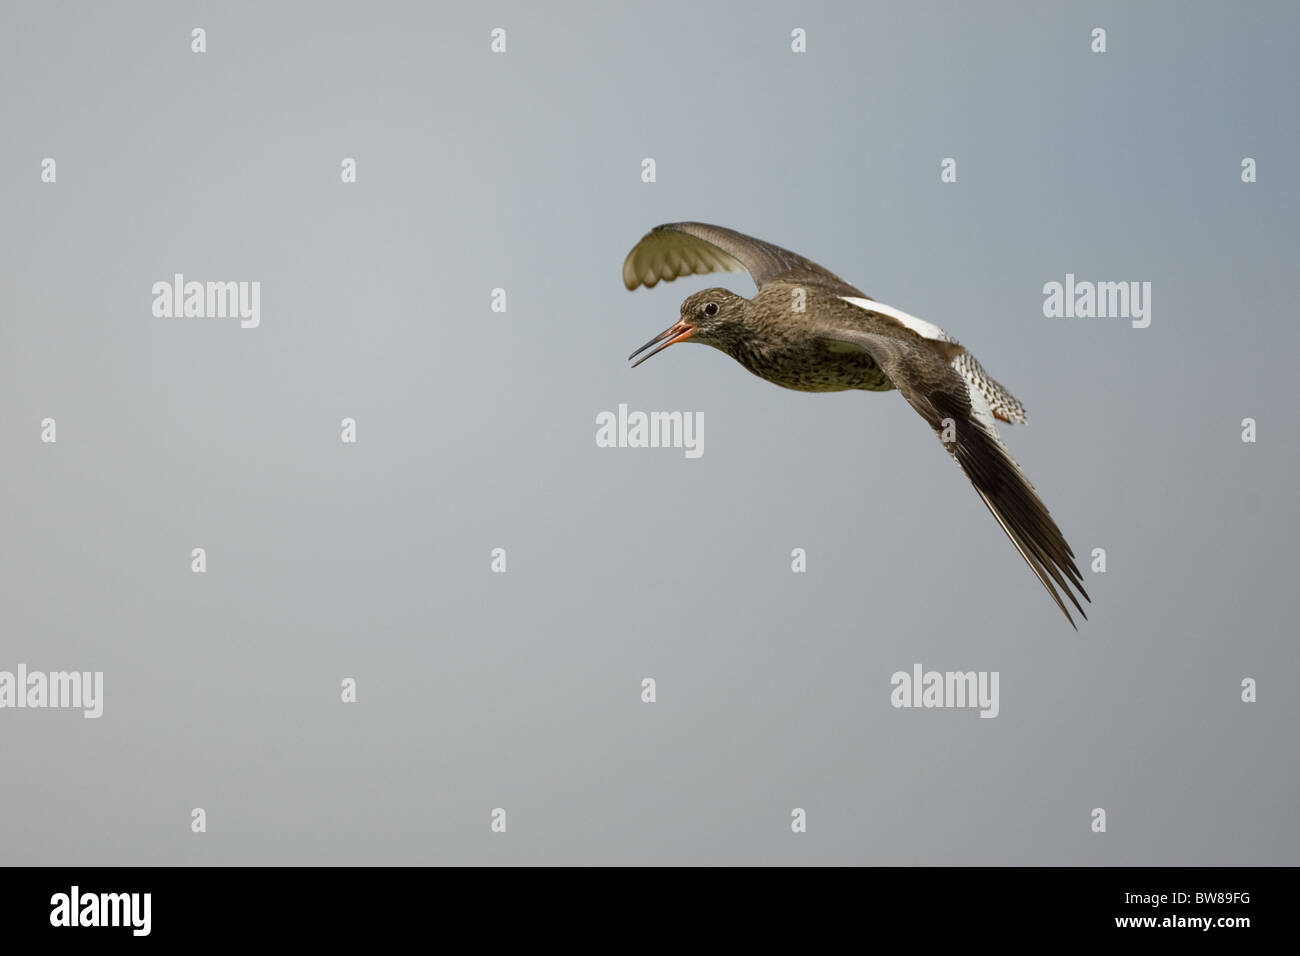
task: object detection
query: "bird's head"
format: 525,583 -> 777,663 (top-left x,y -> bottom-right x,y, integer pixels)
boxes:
628,288 -> 749,367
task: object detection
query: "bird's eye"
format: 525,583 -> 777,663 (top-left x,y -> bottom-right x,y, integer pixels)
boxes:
703,302 -> 719,317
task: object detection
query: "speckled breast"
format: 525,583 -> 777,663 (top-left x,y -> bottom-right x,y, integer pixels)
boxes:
736,340 -> 894,393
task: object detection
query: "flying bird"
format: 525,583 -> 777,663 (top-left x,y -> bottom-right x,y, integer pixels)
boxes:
623,222 -> 1090,627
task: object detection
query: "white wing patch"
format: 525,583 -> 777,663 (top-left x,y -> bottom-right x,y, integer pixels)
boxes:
840,295 -> 1028,426
840,296 -> 955,343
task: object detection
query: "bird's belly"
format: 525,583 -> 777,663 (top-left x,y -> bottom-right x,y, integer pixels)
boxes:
745,347 -> 894,393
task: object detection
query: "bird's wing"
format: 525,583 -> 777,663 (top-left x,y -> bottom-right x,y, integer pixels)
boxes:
838,296 -> 1028,424
623,222 -> 855,292
817,323 -> 1089,628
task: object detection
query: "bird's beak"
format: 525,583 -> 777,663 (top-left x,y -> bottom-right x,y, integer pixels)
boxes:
628,321 -> 695,368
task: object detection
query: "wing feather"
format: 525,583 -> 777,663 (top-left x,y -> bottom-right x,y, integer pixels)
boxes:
818,327 -> 1089,627
623,222 -> 854,292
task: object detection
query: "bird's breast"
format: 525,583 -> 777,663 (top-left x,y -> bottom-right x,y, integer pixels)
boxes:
731,338 -> 894,393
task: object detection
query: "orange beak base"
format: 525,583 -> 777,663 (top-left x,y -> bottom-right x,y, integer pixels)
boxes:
628,321 -> 695,368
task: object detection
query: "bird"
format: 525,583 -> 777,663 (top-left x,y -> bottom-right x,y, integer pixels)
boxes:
623,221 -> 1090,628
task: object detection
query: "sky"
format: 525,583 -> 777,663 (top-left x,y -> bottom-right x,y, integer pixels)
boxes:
1,0 -> 1296,864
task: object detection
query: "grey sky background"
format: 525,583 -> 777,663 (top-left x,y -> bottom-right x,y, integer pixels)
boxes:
1,1 -> 1296,864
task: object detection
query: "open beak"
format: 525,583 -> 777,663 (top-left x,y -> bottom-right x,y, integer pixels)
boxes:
628,321 -> 695,368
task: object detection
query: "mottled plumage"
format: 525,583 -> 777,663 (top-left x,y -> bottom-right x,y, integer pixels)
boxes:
624,221 -> 1089,627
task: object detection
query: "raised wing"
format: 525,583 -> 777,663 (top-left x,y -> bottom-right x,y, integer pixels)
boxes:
818,325 -> 1089,627
623,222 -> 855,292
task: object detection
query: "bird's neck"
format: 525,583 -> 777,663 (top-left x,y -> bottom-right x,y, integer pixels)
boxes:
715,308 -> 783,371
708,329 -> 779,380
